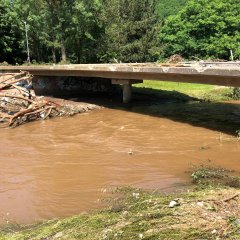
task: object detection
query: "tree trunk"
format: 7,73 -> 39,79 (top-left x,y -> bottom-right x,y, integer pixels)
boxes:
77,38 -> 81,63
52,47 -> 56,63
61,38 -> 67,62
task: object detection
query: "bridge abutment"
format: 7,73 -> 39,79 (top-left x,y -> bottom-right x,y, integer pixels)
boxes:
32,76 -> 143,103
32,76 -> 121,97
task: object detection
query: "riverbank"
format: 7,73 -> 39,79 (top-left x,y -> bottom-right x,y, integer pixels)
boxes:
0,166 -> 240,240
131,81 -> 240,136
0,81 -> 239,239
133,80 -> 235,102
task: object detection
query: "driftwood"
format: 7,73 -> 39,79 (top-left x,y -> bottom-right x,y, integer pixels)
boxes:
0,94 -> 34,103
0,71 -> 61,127
12,84 -> 30,96
0,112 -> 12,119
0,76 -> 31,89
222,194 -> 239,202
0,72 -> 27,83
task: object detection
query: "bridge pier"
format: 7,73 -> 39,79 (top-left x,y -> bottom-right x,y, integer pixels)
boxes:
122,84 -> 132,103
111,79 -> 143,103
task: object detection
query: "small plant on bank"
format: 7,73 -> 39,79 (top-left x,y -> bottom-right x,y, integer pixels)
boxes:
236,129 -> 240,138
232,87 -> 240,99
191,164 -> 240,188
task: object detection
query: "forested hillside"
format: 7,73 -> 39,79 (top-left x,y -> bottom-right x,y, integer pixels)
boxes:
0,0 -> 239,64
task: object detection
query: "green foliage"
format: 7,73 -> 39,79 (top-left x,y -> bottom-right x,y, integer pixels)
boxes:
160,0 -> 240,60
0,0 -> 239,63
10,0 -> 105,63
236,129 -> 240,138
157,0 -> 187,18
134,80 -> 233,102
0,0 -> 24,63
102,0 -> 161,62
232,88 -> 240,100
191,165 -> 240,188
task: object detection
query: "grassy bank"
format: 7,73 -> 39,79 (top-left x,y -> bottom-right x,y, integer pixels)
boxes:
131,80 -> 240,136
1,166 -> 240,240
134,80 -> 235,102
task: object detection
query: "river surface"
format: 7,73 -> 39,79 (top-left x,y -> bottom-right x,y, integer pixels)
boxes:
0,108 -> 239,224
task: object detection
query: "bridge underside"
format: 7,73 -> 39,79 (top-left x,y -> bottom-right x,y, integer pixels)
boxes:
0,62 -> 240,103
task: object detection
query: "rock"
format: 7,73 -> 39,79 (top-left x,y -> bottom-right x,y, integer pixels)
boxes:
128,149 -> 133,155
197,201 -> 204,207
145,229 -> 155,235
169,200 -> 178,208
122,211 -> 128,216
52,232 -> 63,239
234,219 -> 240,226
211,229 -> 217,234
132,193 -> 140,199
139,233 -> 143,239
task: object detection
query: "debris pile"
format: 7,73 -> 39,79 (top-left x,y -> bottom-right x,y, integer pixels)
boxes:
0,72 -> 61,127
0,71 -> 100,127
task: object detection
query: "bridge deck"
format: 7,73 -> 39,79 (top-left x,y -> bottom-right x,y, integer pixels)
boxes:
0,62 -> 240,87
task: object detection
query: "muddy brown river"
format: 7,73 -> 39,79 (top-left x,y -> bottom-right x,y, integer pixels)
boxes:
0,108 -> 239,224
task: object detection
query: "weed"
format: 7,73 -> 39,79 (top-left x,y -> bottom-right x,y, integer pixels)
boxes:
191,164 -> 240,188
232,87 -> 240,100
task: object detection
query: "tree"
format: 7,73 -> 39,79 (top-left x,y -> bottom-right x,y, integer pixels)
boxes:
160,0 -> 240,60
102,0 -> 161,63
13,0 -> 53,63
157,0 -> 186,19
67,0 -> 105,63
0,0 -> 24,64
12,0 -> 105,63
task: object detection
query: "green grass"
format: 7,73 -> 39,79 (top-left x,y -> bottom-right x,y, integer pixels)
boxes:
138,81 -> 214,92
134,80 -> 234,102
131,80 -> 240,136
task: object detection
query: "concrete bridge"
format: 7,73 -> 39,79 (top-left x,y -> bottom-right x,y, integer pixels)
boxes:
0,62 -> 240,103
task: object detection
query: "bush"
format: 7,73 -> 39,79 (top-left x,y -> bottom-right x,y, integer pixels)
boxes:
191,165 -> 240,188
232,88 -> 240,100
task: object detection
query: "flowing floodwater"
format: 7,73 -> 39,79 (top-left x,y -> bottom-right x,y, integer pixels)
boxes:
0,108 -> 239,224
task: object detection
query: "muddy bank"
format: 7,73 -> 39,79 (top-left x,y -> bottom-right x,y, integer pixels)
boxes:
1,167 -> 240,240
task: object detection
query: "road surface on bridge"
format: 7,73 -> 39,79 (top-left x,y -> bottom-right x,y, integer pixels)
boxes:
0,62 -> 240,86
1,62 -> 240,102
